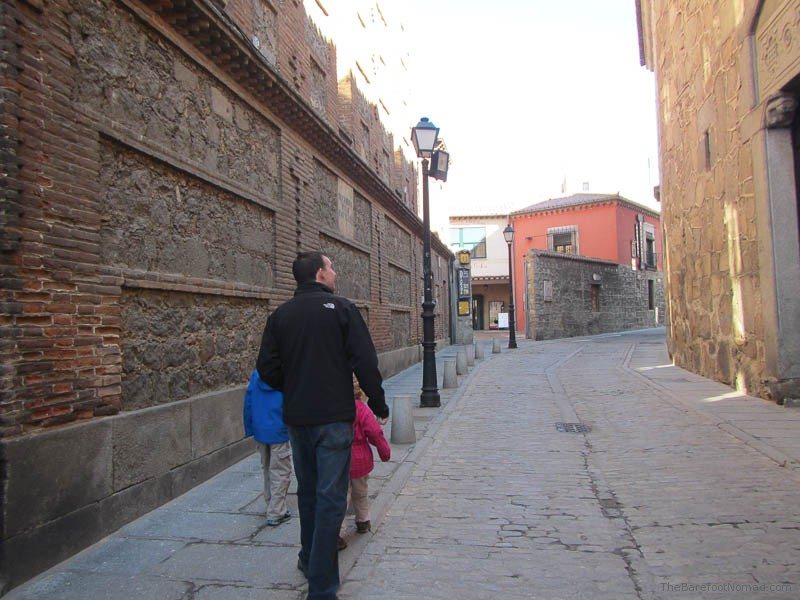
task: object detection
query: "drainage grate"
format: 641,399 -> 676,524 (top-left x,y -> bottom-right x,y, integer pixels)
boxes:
555,422 -> 590,433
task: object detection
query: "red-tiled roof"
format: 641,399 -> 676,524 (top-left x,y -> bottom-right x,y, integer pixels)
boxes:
511,193 -> 659,217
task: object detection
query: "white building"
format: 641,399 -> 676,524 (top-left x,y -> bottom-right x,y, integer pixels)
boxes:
449,214 -> 512,330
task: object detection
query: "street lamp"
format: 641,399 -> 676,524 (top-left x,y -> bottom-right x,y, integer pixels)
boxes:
412,117 -> 443,407
503,224 -> 518,349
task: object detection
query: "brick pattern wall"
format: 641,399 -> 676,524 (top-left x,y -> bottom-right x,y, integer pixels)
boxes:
0,0 -> 451,434
0,0 -> 120,433
0,1 -> 25,435
525,251 -> 665,341
0,0 -> 453,589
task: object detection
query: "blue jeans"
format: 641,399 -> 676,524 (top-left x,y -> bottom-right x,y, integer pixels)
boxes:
288,421 -> 353,600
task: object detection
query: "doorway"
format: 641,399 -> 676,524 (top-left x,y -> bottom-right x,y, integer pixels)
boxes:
472,294 -> 484,330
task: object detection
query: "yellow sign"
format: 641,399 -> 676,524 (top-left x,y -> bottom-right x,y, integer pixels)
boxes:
458,300 -> 470,316
457,250 -> 471,265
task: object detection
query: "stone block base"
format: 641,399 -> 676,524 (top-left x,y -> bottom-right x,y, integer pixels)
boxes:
0,387 -> 254,592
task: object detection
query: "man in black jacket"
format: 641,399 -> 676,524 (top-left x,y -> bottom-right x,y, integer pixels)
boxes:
256,251 -> 389,600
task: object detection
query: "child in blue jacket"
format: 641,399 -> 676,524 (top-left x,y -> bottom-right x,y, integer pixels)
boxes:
243,370 -> 293,526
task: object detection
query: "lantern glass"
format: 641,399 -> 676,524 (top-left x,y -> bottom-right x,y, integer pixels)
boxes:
503,224 -> 514,244
411,117 -> 439,158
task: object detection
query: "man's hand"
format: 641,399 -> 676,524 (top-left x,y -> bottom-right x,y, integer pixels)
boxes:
378,417 -> 388,426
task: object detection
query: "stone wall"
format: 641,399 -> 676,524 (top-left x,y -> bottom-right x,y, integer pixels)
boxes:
641,0 -> 800,400
525,251 -> 665,340
119,290 -> 267,410
0,0 -> 452,590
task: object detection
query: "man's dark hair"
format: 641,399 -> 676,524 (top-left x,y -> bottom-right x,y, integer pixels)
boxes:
292,251 -> 326,284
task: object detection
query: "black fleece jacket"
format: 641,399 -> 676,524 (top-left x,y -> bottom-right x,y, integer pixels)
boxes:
256,281 -> 389,426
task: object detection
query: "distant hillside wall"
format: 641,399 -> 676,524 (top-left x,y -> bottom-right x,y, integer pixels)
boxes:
525,251 -> 665,340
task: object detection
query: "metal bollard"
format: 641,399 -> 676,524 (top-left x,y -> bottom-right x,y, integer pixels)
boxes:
465,344 -> 475,366
474,342 -> 484,360
442,360 -> 458,388
456,350 -> 468,375
492,339 -> 501,354
390,395 -> 416,444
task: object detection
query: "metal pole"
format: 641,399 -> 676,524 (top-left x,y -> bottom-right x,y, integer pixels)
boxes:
420,158 -> 440,407
507,241 -> 517,349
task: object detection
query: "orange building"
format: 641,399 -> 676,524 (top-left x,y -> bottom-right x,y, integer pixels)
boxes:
509,193 -> 662,333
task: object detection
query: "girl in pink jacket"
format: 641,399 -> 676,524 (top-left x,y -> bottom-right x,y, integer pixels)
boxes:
348,384 -> 391,534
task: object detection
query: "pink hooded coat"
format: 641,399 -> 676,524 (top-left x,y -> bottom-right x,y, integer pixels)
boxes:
350,400 -> 391,479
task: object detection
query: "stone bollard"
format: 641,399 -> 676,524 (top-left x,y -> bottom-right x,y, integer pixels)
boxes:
474,342 -> 484,360
492,339 -> 501,354
390,395 -> 416,444
442,360 -> 458,388
465,344 -> 475,366
456,350 -> 468,375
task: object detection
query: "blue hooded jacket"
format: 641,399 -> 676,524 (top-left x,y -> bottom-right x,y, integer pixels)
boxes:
243,370 -> 288,444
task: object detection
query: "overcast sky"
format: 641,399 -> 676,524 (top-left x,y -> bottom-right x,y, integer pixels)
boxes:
403,0 -> 660,224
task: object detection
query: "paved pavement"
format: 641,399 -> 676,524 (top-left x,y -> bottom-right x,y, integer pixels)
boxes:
7,328 -> 800,599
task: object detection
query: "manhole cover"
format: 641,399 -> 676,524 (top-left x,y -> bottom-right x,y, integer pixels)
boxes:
555,422 -> 590,433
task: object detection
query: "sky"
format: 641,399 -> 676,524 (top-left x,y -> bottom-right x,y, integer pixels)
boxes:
402,0 -> 660,225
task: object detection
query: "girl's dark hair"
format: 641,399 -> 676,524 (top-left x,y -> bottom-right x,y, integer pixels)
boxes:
292,251 -> 325,284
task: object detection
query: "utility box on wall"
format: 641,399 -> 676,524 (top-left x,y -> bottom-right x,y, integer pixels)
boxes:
454,251 -> 474,344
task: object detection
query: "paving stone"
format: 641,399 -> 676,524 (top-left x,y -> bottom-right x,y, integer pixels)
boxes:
120,510 -> 266,541
56,537 -> 185,576
152,542 -> 303,587
3,572 -> 188,600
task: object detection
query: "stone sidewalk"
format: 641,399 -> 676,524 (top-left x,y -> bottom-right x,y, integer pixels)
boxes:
7,329 -> 800,599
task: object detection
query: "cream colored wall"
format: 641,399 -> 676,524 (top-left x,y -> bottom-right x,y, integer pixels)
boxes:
448,216 -> 510,278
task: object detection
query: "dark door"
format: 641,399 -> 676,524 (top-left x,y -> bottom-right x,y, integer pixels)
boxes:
472,294 -> 484,330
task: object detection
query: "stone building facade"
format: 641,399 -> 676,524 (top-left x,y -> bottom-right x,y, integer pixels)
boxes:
524,250 -> 665,341
637,0 -> 800,401
0,0 -> 451,589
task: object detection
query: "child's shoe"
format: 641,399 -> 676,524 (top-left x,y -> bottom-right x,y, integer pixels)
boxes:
355,520 -> 371,534
266,511 -> 291,526
337,536 -> 348,550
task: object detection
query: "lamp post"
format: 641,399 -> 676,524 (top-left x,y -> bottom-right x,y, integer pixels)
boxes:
503,224 -> 518,349
412,117 -> 442,407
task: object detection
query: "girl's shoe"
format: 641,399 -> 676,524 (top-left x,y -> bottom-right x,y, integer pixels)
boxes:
355,520 -> 371,534
337,536 -> 347,550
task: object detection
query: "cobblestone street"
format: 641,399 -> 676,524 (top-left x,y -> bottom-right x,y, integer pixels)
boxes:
8,329 -> 800,599
342,330 -> 800,600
